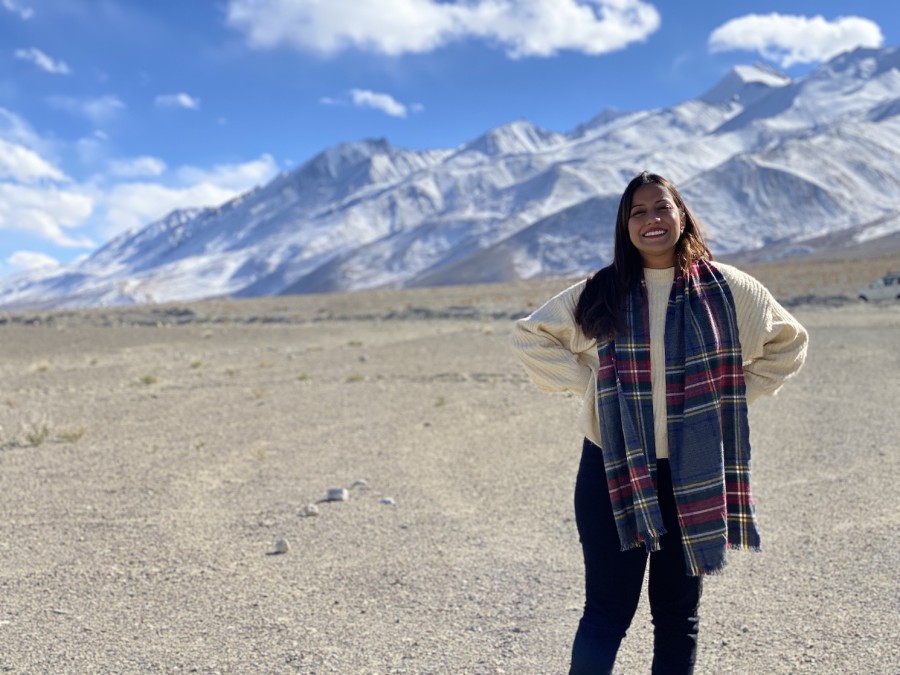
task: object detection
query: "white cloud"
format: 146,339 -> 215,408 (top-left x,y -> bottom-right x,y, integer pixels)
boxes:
7,250 -> 60,271
155,93 -> 201,110
0,107 -> 89,248
226,0 -> 660,58
321,90 -> 423,118
0,105 -> 279,257
108,156 -> 167,178
1,0 -> 33,20
175,154 -> 278,191
708,14 -> 884,68
102,182 -> 236,235
349,89 -> 408,118
0,138 -> 67,183
14,48 -> 71,75
102,154 -> 279,236
0,107 -> 48,150
49,95 -> 126,124
0,183 -> 95,247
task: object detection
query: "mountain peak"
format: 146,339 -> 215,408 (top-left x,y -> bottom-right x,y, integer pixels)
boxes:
461,119 -> 563,157
306,138 -> 393,178
701,63 -> 790,106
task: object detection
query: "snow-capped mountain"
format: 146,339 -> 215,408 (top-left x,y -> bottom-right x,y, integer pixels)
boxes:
4,46 -> 900,310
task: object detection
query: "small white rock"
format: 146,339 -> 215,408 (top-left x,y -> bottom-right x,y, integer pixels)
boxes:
300,503 -> 319,517
273,538 -> 290,554
326,487 -> 349,502
351,479 -> 369,490
380,497 -> 396,506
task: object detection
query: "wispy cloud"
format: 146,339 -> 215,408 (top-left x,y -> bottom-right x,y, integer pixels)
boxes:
108,156 -> 167,179
0,183 -> 95,248
0,106 -> 277,250
349,89 -> 409,118
6,250 -> 60,271
49,95 -> 126,124
102,154 -> 279,236
226,0 -> 660,58
1,0 -> 33,20
14,48 -> 71,75
175,154 -> 277,191
0,138 -> 67,183
708,13 -> 884,68
0,108 -> 94,248
321,90 -> 422,118
155,93 -> 201,110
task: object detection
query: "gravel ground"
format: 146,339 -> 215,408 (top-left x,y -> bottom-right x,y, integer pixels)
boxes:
0,284 -> 897,674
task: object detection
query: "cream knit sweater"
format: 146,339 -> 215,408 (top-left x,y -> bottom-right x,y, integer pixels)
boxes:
510,262 -> 808,454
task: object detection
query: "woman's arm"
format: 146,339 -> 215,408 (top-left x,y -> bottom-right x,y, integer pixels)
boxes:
717,263 -> 809,402
509,280 -> 597,395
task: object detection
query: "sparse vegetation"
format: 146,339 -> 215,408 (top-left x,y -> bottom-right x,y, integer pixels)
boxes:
0,419 -> 84,449
346,373 -> 364,383
32,360 -> 50,373
346,340 -> 363,347
56,426 -> 86,443
138,374 -> 158,386
224,368 -> 238,377
24,424 -> 50,447
190,360 -> 204,369
297,373 -> 310,382
435,396 -> 446,407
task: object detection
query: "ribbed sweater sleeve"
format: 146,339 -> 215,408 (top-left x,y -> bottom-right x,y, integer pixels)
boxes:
508,279 -> 603,445
715,262 -> 809,403
508,279 -> 595,395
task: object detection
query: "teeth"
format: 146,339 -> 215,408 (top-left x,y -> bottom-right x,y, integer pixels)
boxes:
643,229 -> 666,237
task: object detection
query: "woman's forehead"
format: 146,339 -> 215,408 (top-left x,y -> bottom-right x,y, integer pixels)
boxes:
631,183 -> 673,204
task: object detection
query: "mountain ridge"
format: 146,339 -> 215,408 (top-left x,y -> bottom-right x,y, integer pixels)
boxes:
2,45 -> 900,310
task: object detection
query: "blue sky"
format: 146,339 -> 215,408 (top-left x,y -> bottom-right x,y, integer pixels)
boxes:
0,0 -> 897,275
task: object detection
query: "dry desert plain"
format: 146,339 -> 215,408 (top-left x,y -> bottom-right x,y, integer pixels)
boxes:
0,253 -> 898,674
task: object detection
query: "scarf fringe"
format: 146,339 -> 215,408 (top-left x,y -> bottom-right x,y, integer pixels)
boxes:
691,542 -> 762,576
727,542 -> 762,553
619,527 -> 668,553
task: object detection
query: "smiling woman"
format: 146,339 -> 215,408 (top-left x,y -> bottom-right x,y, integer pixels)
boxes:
510,171 -> 808,674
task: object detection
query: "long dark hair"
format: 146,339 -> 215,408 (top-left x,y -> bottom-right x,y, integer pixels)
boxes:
574,172 -> 712,340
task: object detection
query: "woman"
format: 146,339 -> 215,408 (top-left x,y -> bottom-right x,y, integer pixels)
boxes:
510,172 -> 808,674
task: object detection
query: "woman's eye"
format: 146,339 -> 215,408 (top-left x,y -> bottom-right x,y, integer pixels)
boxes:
631,210 -> 645,217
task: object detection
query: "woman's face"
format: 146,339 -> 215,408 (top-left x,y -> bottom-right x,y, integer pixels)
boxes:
626,183 -> 683,269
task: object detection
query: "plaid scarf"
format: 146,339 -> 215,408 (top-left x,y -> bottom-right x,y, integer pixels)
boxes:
595,259 -> 759,576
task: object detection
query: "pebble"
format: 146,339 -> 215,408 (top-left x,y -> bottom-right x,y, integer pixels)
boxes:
326,487 -> 349,502
300,503 -> 319,517
351,479 -> 369,490
380,497 -> 396,506
273,538 -> 290,554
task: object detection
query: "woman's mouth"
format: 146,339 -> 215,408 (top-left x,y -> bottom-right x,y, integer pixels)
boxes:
642,228 -> 667,239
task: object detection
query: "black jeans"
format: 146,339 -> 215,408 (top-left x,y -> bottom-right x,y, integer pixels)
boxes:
570,439 -> 702,675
